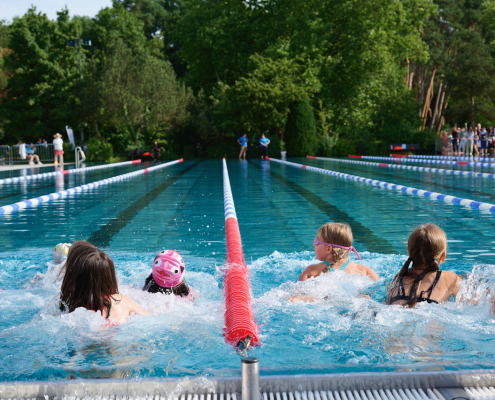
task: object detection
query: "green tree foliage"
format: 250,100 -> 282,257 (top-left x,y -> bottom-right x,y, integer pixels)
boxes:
0,9 -> 81,142
284,97 -> 317,157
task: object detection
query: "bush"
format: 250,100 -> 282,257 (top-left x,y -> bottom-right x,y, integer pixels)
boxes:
87,138 -> 113,161
284,97 -> 318,157
332,138 -> 356,156
62,142 -> 75,162
267,135 -> 281,158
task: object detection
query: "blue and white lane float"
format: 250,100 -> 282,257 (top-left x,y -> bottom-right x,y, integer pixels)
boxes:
307,156 -> 495,179
0,159 -> 183,215
0,160 -> 142,185
268,158 -> 495,213
351,155 -> 495,168
406,154 -> 495,162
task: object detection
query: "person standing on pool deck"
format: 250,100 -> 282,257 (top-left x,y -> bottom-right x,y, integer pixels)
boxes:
480,127 -> 488,157
387,223 -> 460,308
289,222 -> 379,302
151,141 -> 161,161
53,133 -> 64,165
238,134 -> 248,160
59,241 -> 151,323
259,133 -> 270,160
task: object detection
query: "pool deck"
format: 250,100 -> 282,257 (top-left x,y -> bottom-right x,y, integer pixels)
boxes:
0,162 -> 75,171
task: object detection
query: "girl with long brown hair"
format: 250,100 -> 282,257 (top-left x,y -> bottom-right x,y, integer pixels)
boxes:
60,241 -> 150,323
387,224 -> 460,307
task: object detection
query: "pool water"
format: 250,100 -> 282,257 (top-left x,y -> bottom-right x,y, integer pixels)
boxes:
1,158 -> 495,381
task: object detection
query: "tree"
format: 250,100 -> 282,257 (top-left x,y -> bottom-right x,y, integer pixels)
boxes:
284,97 -> 317,157
0,8 -> 81,142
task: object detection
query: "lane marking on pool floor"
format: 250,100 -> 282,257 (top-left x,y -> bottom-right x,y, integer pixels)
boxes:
248,159 -> 396,254
269,158 -> 495,213
87,162 -> 200,248
0,159 -> 183,215
349,155 -> 495,168
0,160 -> 142,185
307,156 -> 495,179
396,154 -> 495,162
222,158 -> 259,349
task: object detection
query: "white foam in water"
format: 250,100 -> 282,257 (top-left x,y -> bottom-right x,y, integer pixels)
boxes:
1,250 -> 495,380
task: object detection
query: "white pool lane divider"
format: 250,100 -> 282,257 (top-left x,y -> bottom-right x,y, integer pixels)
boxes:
307,156 -> 495,180
0,159 -> 183,215
352,155 -> 495,168
222,158 -> 259,350
0,159 -> 142,185
268,158 -> 495,213
405,154 -> 495,162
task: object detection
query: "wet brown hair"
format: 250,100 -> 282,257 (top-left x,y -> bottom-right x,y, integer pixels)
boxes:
59,241 -> 118,315
387,223 -> 447,307
318,222 -> 354,265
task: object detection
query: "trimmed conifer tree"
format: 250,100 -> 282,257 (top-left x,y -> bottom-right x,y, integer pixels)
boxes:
284,97 -> 317,157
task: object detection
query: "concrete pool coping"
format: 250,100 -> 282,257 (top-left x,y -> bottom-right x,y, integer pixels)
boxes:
1,369 -> 494,399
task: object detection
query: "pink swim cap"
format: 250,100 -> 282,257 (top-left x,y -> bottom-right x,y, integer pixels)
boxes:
152,250 -> 186,288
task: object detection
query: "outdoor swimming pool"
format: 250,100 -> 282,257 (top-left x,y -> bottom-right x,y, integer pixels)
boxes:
1,158 -> 495,381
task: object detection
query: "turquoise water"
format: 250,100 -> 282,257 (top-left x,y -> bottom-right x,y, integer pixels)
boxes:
1,158 -> 495,381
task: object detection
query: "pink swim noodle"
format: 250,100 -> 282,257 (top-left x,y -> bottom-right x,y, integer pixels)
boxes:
152,250 -> 186,288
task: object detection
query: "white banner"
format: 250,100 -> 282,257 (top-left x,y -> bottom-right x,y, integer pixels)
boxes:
65,126 -> 75,150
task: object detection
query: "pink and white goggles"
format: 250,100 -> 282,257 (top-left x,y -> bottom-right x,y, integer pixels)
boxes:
152,250 -> 186,288
313,237 -> 362,260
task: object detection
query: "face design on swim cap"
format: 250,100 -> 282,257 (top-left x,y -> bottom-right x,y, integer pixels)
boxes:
152,250 -> 185,288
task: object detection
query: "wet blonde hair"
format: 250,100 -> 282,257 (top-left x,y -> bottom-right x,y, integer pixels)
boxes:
387,223 -> 447,307
318,222 -> 353,265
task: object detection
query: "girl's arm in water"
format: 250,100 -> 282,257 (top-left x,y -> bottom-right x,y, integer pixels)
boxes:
346,263 -> 379,281
126,295 -> 151,316
298,263 -> 325,281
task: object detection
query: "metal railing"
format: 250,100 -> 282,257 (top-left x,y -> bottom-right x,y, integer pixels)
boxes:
75,146 -> 86,168
0,145 -> 11,165
10,143 -> 54,164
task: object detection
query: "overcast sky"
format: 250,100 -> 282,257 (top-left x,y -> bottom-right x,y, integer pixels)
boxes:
1,0 -> 113,22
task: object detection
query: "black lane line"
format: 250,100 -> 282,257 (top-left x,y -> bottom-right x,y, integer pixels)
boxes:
249,160 -> 396,254
87,162 -> 200,248
310,160 -> 495,202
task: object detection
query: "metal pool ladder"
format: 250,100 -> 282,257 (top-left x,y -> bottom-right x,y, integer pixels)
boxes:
0,358 -> 493,400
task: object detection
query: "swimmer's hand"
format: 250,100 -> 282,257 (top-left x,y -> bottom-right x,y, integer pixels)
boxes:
358,294 -> 371,300
288,295 -> 319,303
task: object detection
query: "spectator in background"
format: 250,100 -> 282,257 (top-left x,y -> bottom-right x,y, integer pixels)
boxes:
441,131 -> 450,155
42,139 -> 48,147
259,134 -> 270,160
26,142 -> 42,165
489,126 -> 495,156
451,124 -> 459,155
151,141 -> 160,161
479,127 -> 488,157
465,127 -> 474,157
53,133 -> 64,165
37,138 -> 43,145
238,133 -> 248,160
474,128 -> 479,157
459,126 -> 467,155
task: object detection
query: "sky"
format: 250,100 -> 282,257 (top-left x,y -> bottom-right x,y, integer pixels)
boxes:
1,0 -> 113,22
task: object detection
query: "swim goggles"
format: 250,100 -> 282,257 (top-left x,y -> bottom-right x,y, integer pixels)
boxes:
313,237 -> 362,260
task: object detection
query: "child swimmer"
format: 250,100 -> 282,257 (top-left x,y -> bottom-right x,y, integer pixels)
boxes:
143,250 -> 193,298
290,222 -> 379,302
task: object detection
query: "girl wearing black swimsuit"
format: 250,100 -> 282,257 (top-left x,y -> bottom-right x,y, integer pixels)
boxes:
387,224 -> 460,308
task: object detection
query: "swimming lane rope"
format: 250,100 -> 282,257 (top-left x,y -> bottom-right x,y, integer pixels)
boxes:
222,158 -> 259,350
0,160 -> 142,185
0,159 -> 183,215
269,158 -> 495,213
403,154 -> 495,162
307,156 -> 495,180
349,155 -> 495,168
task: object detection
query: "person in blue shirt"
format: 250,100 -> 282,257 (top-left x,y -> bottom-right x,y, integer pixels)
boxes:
259,134 -> 270,160
238,134 -> 248,160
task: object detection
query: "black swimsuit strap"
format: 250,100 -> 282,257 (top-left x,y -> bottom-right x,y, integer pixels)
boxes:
419,271 -> 442,300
